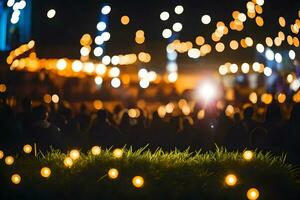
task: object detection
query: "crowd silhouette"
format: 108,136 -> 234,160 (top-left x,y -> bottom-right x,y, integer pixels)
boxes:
1,98 -> 300,163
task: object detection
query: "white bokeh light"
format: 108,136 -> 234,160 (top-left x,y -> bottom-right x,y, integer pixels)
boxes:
162,29 -> 172,39
174,5 -> 184,14
289,50 -> 296,60
111,78 -> 121,88
97,22 -> 106,31
160,11 -> 170,21
101,5 -> 111,15
47,9 -> 56,19
275,53 -> 283,63
201,15 -> 211,25
172,22 -> 183,32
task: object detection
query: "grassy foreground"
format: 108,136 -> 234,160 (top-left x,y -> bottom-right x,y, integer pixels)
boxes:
0,147 -> 300,200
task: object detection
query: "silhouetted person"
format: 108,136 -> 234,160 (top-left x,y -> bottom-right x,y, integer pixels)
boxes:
31,105 -> 62,151
90,109 -> 122,147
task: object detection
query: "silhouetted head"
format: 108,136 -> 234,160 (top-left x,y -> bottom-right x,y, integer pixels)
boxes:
33,105 -> 48,121
234,112 -> 241,122
244,106 -> 254,120
265,102 -> 282,123
97,109 -> 108,122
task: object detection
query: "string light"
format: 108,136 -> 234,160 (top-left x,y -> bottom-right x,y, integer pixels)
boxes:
69,149 -> 80,160
63,157 -> 73,168
5,156 -> 14,165
91,146 -> 101,156
243,150 -> 254,161
40,167 -> 51,178
11,174 -> 21,184
112,148 -> 123,158
247,188 -> 260,200
23,144 -> 32,154
225,174 -> 238,187
132,176 -> 144,188
108,168 -> 119,179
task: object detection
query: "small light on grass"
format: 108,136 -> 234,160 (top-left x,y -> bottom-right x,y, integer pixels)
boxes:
108,168 -> 119,179
5,156 -> 14,165
91,146 -> 101,156
11,174 -> 21,184
23,144 -> 32,154
247,188 -> 260,200
69,149 -> 80,160
64,157 -> 73,168
40,167 -> 51,178
132,176 -> 144,188
225,174 -> 237,187
113,148 -> 123,158
243,150 -> 254,161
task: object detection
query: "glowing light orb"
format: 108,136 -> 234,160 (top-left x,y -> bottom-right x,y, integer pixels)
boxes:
56,59 -> 67,70
121,15 -> 130,25
256,43 -> 265,53
97,22 -> 106,31
197,82 -> 217,102
265,49 -> 274,61
132,176 -> 144,188
289,50 -> 296,60
109,67 -> 120,78
201,15 -> 211,24
93,47 -> 103,57
101,32 -> 111,41
11,174 -> 21,184
40,167 -> 51,178
94,76 -> 103,85
0,150 -> 4,159
63,157 -> 73,168
264,67 -> 272,77
168,72 -> 178,83
102,55 -> 111,65
225,174 -> 238,186
160,11 -> 170,21
72,60 -> 83,72
47,9 -> 56,19
139,79 -> 150,89
51,94 -> 59,103
5,156 -> 14,165
172,22 -> 183,32
247,188 -> 260,200
241,63 -> 250,73
162,29 -> 172,39
111,78 -> 121,88
101,5 -> 111,15
69,149 -> 80,160
112,148 -> 123,158
91,146 -> 101,156
174,5 -> 184,14
108,168 -> 119,179
275,53 -> 282,63
243,150 -> 254,161
23,144 -> 32,154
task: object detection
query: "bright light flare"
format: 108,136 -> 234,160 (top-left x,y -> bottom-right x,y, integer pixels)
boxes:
197,82 -> 217,102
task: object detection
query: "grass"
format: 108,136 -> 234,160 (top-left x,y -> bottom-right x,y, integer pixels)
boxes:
0,146 -> 300,200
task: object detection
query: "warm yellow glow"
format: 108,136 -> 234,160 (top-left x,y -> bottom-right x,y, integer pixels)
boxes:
158,106 -> 166,118
128,109 -> 140,118
195,36 -> 205,46
80,34 -> 92,46
91,146 -> 101,156
43,94 -> 51,104
108,168 -> 119,179
247,188 -> 260,200
11,174 -> 21,184
249,92 -> 258,104
225,105 -> 234,117
56,59 -> 67,70
5,156 -> 14,165
121,15 -> 130,25
278,17 -> 286,27
93,100 -> 103,110
277,93 -> 286,104
215,42 -> 225,52
132,176 -> 144,188
40,167 -> 51,178
287,74 -> 294,83
0,150 -> 4,159
245,37 -> 254,47
265,37 -> 273,47
113,148 -> 123,158
168,72 -> 178,83
23,144 -> 32,154
243,150 -> 254,161
0,84 -> 7,93
261,93 -> 273,104
219,65 -> 228,75
63,157 -> 73,168
229,40 -> 239,50
165,103 -> 175,113
197,109 -> 205,120
241,63 -> 250,73
255,16 -> 264,27
72,60 -> 83,72
51,94 -> 59,103
225,174 -> 238,187
95,64 -> 107,75
69,149 -> 80,160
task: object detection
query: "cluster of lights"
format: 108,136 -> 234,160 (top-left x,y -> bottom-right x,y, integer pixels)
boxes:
6,40 -> 35,65
138,68 -> 157,88
43,94 -> 60,104
7,0 -> 27,24
248,92 -> 294,104
219,62 -> 271,76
